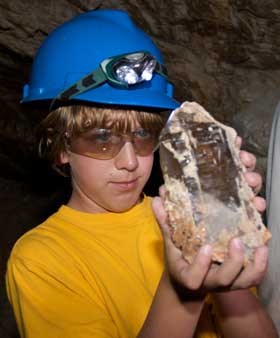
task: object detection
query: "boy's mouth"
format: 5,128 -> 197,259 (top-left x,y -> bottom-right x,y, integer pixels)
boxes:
110,178 -> 138,190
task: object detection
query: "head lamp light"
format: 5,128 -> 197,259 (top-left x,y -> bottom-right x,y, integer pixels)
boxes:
51,51 -> 168,109
112,52 -> 157,84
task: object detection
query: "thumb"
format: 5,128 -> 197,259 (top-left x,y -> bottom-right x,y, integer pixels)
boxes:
152,196 -> 171,240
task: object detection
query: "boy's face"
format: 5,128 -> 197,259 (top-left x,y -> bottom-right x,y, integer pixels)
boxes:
61,127 -> 155,213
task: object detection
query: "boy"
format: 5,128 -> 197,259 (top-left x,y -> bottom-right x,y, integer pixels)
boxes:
6,9 -> 277,338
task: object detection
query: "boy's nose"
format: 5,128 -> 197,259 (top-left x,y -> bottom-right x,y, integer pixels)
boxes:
114,141 -> 138,171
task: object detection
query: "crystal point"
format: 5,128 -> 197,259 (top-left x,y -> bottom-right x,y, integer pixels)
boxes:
159,101 -> 271,263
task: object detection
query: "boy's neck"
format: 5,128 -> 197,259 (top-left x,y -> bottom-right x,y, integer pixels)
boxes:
66,191 -> 144,214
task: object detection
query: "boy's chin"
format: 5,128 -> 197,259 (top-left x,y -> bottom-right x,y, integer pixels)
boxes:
105,195 -> 143,213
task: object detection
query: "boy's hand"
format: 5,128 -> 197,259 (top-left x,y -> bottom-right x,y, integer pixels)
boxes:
237,136 -> 266,212
153,138 -> 268,296
152,196 -> 268,296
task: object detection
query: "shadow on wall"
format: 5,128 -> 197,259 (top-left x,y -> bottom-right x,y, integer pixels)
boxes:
0,104 -> 73,337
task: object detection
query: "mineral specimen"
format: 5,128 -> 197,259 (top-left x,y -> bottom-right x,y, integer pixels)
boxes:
159,101 -> 271,264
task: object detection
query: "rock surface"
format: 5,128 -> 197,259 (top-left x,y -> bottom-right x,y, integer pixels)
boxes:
1,0 -> 280,188
160,102 -> 271,263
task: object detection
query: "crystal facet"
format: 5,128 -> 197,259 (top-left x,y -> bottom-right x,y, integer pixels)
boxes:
159,101 -> 271,264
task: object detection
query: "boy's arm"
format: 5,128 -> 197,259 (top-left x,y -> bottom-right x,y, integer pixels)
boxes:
6,255 -> 119,338
213,149 -> 278,337
138,197 -> 216,338
139,145 -> 277,338
147,196 -> 278,338
213,289 -> 279,338
138,270 -> 205,338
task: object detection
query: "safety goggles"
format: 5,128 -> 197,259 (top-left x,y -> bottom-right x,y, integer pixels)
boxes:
67,127 -> 159,160
52,51 -> 167,106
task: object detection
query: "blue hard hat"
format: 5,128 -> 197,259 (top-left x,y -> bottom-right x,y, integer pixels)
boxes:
22,9 -> 180,110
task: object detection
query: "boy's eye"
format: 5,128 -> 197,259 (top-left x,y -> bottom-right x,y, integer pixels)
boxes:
89,129 -> 122,145
93,129 -> 112,143
133,128 -> 152,140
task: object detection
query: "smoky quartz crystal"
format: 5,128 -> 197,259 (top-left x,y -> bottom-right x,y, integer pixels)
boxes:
159,101 -> 271,263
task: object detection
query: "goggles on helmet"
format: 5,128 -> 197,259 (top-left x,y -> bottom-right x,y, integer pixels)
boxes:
67,127 -> 159,160
51,51 -> 167,109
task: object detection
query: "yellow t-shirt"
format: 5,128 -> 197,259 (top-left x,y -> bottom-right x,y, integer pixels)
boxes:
6,196 -> 220,338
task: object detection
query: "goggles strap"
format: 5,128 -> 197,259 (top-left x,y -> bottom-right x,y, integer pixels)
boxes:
155,62 -> 167,78
50,67 -> 107,110
49,52 -> 168,111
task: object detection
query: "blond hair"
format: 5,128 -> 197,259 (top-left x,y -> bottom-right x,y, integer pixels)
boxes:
37,105 -> 164,173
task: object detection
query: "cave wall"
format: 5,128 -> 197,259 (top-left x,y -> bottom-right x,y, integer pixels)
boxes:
2,0 -> 280,173
1,1 -> 280,336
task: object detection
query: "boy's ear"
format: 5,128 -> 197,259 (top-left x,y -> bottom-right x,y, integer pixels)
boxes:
59,151 -> 70,164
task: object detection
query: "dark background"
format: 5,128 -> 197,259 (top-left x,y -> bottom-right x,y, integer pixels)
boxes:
1,1 -> 280,336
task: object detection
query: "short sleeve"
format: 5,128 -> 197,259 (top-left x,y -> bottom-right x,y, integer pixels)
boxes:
6,255 -> 119,338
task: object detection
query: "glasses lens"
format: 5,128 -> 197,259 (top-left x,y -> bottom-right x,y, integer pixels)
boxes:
69,128 -> 158,159
70,129 -> 123,160
132,128 -> 158,156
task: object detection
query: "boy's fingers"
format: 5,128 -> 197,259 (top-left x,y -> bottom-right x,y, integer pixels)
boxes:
180,245 -> 212,290
253,196 -> 266,213
152,196 -> 180,253
152,194 -> 180,254
232,246 -> 268,288
159,185 -> 166,198
152,196 -> 191,279
152,196 -> 212,289
244,172 -> 262,194
206,238 -> 244,289
239,150 -> 257,171
152,197 -> 169,236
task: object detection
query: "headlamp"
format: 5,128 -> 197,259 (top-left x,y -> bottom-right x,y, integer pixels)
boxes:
51,51 -> 168,108
109,52 -> 157,85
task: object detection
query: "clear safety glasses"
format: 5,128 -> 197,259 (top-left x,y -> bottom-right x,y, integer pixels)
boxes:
67,127 -> 159,160
51,51 -> 167,107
